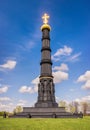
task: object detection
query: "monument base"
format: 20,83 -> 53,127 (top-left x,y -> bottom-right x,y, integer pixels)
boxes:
9,107 -> 83,118
35,101 -> 58,108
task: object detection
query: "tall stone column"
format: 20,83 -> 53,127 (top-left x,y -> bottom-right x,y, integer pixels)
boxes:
35,13 -> 58,108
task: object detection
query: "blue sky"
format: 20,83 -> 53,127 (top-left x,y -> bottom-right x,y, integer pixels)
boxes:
0,0 -> 90,112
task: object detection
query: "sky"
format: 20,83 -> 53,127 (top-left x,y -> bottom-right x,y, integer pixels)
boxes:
0,0 -> 90,112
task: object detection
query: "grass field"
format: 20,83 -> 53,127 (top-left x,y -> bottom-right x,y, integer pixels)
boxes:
0,116 -> 90,130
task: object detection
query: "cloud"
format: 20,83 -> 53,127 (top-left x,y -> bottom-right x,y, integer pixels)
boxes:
54,45 -> 72,57
0,98 -> 28,112
53,71 -> 68,83
19,86 -> 33,93
0,60 -> 17,70
74,96 -> 90,113
52,63 -> 69,83
19,76 -> 39,94
52,63 -> 69,71
75,95 -> 90,103
52,45 -> 81,62
77,71 -> 90,89
31,77 -> 39,84
19,67 -> 69,93
52,45 -> 72,61
0,102 -> 15,112
19,64 -> 69,93
17,99 -> 27,106
66,52 -> 81,62
19,85 -> 38,94
0,85 -> 9,94
0,97 -> 12,101
81,95 -> 90,102
56,96 -> 60,103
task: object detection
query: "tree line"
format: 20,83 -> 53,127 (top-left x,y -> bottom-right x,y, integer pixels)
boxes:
59,100 -> 90,115
0,101 -> 90,116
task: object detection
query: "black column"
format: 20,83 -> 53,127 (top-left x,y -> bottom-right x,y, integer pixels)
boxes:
35,23 -> 58,108
40,28 -> 52,77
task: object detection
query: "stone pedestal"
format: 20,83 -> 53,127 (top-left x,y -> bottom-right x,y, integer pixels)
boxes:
10,107 -> 83,118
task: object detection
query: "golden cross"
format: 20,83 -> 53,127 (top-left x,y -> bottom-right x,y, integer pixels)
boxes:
42,13 -> 50,24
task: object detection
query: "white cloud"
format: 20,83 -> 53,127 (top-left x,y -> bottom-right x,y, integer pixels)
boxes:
66,53 -> 81,62
81,95 -> 90,102
52,45 -> 72,61
52,63 -> 69,71
19,64 -> 69,93
19,86 -> 32,93
77,71 -> 90,89
33,85 -> 38,92
17,99 -> 27,106
75,95 -> 90,103
54,45 -> 72,57
75,98 -> 81,103
19,85 -> 38,94
0,102 -> 15,112
56,96 -> 60,103
52,45 -> 73,62
0,60 -> 17,70
0,98 -> 28,112
16,103 -> 25,106
52,45 -> 81,62
82,80 -> 90,89
19,64 -> 69,94
19,76 -> 39,94
0,85 -> 9,94
52,64 -> 69,83
53,71 -> 68,83
31,77 -> 39,84
0,97 -> 12,101
77,71 -> 90,82
18,99 -> 27,103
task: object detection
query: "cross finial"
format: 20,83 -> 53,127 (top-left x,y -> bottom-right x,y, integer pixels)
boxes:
42,13 -> 50,24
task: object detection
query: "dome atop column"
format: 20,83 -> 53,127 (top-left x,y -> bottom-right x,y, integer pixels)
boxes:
41,13 -> 51,31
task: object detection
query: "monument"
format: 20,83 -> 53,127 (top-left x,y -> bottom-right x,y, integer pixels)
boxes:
35,13 -> 58,108
10,13 -> 83,118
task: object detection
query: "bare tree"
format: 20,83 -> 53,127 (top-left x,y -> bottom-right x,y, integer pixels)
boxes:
59,100 -> 68,111
69,102 -> 75,113
74,101 -> 79,113
81,102 -> 88,115
13,106 -> 23,113
59,100 -> 66,107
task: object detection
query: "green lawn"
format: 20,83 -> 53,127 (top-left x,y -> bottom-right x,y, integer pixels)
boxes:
0,116 -> 90,130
